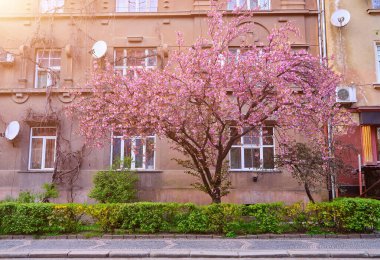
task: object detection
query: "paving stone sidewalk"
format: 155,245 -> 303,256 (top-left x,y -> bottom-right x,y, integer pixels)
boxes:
0,238 -> 379,258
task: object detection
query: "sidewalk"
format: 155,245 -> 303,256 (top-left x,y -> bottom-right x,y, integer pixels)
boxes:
0,238 -> 379,258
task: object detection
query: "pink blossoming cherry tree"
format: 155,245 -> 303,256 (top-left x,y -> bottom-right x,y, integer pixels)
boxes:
72,4 -> 349,203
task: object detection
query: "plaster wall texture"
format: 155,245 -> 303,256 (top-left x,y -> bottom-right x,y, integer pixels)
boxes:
0,0 -> 325,204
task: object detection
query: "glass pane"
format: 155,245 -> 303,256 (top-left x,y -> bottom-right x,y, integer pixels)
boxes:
128,0 -> 137,11
230,127 -> 241,145
32,128 -> 56,136
149,0 -> 158,11
116,0 -> 128,11
37,71 -> 48,88
373,0 -> 380,9
50,58 -> 61,67
51,50 -> 61,58
146,137 -> 155,169
249,0 -> 258,9
134,139 -> 144,168
146,49 -> 157,67
263,147 -> 274,169
127,49 -> 146,67
114,49 -> 126,66
38,58 -> 49,68
262,127 -> 274,145
31,139 -> 43,169
112,138 -> 122,165
45,139 -> 56,168
230,147 -> 241,169
244,148 -> 260,168
123,139 -> 132,168
138,0 -> 147,11
243,128 -> 260,145
227,0 -> 236,10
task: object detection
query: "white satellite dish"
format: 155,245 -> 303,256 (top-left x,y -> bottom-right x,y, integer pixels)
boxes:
90,41 -> 107,59
4,121 -> 20,141
331,9 -> 351,27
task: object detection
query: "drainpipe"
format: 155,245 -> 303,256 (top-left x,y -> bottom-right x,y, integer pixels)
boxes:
318,0 -> 336,200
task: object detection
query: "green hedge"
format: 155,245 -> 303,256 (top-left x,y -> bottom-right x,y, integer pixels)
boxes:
0,198 -> 379,235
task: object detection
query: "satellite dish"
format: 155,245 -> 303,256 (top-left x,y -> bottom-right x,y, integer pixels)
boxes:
4,121 -> 20,141
331,9 -> 351,27
90,41 -> 107,59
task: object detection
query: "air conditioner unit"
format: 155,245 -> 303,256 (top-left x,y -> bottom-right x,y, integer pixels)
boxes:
336,86 -> 356,103
0,52 -> 15,65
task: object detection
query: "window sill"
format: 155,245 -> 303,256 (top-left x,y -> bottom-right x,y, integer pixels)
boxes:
0,88 -> 91,94
229,169 -> 281,173
367,9 -> 380,14
373,83 -> 380,89
18,170 -> 54,174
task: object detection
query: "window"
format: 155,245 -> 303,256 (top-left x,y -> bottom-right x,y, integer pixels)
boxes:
114,48 -> 157,78
116,0 -> 158,12
227,0 -> 270,10
230,127 -> 275,170
40,0 -> 64,13
29,128 -> 57,170
373,0 -> 380,9
111,135 -> 155,170
376,45 -> 380,82
35,49 -> 61,88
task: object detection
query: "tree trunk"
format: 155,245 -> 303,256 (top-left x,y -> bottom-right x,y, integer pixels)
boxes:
211,187 -> 222,203
304,182 -> 315,203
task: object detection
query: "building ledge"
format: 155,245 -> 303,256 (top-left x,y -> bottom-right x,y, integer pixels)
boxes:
367,9 -> 380,14
0,88 -> 92,94
373,83 -> 380,89
229,170 -> 282,174
18,171 -> 54,174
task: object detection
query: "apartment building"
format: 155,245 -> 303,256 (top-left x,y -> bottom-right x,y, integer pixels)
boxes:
0,0 -> 323,204
324,0 -> 380,199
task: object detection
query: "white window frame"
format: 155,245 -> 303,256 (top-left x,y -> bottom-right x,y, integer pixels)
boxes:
114,48 -> 157,78
35,49 -> 61,88
229,127 -> 275,171
28,127 -> 57,171
377,127 -> 380,163
227,0 -> 270,10
376,44 -> 380,83
116,0 -> 158,12
111,135 -> 156,170
40,0 -> 64,13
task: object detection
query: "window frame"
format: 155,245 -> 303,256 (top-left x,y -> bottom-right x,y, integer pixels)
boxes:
114,48 -> 157,78
229,127 -> 275,171
35,49 -> 61,88
227,0 -> 270,11
377,127 -> 380,162
115,0 -> 158,12
110,134 -> 156,170
28,127 -> 57,171
375,44 -> 380,83
40,0 -> 65,13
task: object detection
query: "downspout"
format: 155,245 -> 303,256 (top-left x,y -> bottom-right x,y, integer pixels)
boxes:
318,0 -> 336,200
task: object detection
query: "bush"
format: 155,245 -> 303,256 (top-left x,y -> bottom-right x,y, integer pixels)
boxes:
89,159 -> 138,203
0,198 -> 379,235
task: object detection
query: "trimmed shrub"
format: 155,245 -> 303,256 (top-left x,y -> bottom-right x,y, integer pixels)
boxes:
0,198 -> 379,235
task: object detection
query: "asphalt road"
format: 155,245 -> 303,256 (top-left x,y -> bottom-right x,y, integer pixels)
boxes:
0,238 -> 379,258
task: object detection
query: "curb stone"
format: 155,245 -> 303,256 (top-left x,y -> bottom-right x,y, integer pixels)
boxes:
0,233 -> 379,240
0,250 -> 379,258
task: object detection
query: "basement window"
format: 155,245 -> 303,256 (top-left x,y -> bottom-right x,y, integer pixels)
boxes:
116,0 -> 158,12
29,127 -> 57,171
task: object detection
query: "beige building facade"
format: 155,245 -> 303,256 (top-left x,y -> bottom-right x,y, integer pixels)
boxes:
325,0 -> 380,198
0,0 -> 326,204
